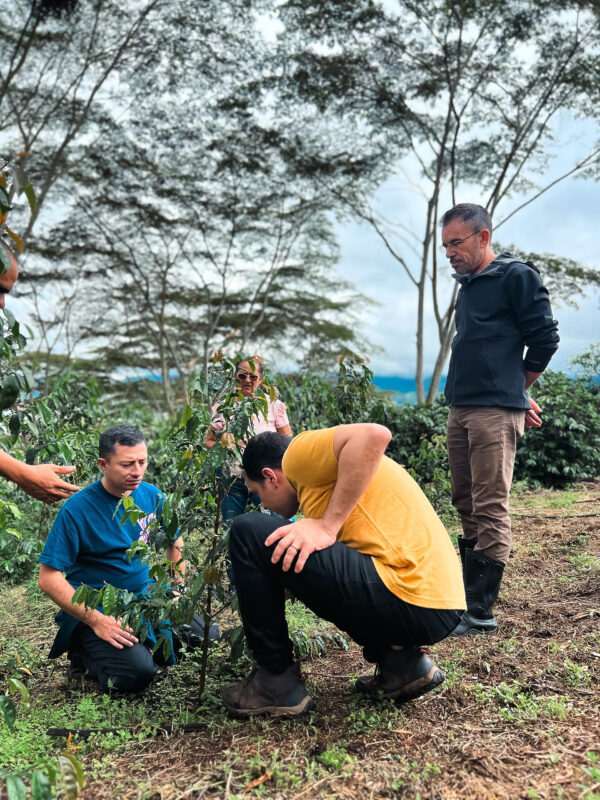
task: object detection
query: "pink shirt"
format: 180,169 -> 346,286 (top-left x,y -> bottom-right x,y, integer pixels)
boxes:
211,399 -> 290,436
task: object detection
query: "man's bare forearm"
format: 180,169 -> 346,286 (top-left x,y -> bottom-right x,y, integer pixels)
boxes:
322,423 -> 392,536
38,564 -> 103,627
38,564 -> 138,648
524,370 -> 542,391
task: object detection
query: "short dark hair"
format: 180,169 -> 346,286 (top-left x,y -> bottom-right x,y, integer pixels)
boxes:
237,356 -> 265,378
99,425 -> 146,460
242,432 -> 292,482
440,203 -> 493,237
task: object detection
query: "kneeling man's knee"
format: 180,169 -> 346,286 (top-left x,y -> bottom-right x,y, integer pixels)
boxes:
104,644 -> 158,693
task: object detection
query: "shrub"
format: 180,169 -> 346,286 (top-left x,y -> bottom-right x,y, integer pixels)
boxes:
515,370 -> 600,487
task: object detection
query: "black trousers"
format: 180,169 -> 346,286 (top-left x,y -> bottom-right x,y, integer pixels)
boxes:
70,614 -> 208,692
229,513 -> 462,673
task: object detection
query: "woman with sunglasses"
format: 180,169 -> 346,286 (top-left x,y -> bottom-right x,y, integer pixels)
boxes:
206,357 -> 293,523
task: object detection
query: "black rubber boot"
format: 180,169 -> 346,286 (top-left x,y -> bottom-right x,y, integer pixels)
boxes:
451,548 -> 504,636
457,536 -> 476,582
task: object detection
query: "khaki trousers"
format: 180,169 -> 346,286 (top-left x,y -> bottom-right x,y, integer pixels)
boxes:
447,406 -> 525,565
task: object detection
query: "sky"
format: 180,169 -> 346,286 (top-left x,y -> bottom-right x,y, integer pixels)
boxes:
332,121 -> 600,379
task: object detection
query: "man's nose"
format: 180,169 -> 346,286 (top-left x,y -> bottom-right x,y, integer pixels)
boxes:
0,296 -> 5,309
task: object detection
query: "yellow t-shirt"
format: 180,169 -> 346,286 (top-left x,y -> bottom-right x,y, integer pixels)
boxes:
282,427 -> 466,610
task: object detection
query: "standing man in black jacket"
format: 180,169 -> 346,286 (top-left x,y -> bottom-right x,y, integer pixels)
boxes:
441,204 -> 559,636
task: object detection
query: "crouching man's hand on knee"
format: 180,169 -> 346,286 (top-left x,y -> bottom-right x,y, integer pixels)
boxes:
90,614 -> 139,649
266,519 -> 337,574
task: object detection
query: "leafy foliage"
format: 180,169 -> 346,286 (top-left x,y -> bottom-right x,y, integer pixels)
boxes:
516,371 -> 600,487
67,355 -> 278,692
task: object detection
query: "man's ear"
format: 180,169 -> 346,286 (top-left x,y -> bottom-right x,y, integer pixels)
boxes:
261,467 -> 278,484
98,457 -> 108,474
480,228 -> 491,247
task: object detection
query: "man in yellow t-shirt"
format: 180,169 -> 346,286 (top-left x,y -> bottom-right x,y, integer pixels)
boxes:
222,424 -> 466,718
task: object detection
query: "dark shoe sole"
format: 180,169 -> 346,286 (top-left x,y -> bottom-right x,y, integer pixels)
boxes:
356,667 -> 445,702
451,626 -> 498,636
223,694 -> 313,719
450,620 -> 498,636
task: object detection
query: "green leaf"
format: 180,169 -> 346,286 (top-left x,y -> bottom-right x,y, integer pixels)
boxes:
6,774 -> 27,800
0,695 -> 17,729
71,585 -> 88,606
32,769 -> 52,800
36,401 -> 54,425
0,245 -> 10,275
20,365 -> 35,393
102,584 -> 116,617
24,183 -> 36,215
0,374 -> 21,410
7,678 -> 29,711
0,185 -> 10,214
179,404 -> 192,429
58,753 -> 85,799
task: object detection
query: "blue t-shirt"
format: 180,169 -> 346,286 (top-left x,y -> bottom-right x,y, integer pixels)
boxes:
40,479 -> 164,591
39,479 -> 166,658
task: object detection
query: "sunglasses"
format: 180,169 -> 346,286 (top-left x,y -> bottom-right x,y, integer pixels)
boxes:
236,372 -> 260,383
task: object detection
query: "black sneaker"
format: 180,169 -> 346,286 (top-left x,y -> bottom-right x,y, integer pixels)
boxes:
355,647 -> 444,701
222,662 -> 313,718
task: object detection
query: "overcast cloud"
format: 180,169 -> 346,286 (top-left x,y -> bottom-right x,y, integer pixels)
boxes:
334,161 -> 599,378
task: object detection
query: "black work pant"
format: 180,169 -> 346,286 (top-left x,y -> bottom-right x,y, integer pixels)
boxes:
69,614 -> 207,692
229,513 -> 462,673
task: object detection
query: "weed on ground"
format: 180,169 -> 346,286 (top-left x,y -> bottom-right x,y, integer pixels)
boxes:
1,481 -> 599,799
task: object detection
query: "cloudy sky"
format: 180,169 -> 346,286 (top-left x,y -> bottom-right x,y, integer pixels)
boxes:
333,117 -> 599,378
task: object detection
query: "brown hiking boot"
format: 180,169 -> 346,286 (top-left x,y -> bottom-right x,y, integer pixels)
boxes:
222,662 -> 313,718
355,647 -> 444,701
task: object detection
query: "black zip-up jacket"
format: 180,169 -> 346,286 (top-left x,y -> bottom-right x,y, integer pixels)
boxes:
445,253 -> 559,409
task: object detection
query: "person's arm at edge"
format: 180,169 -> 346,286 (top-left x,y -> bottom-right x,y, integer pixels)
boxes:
37,564 -> 138,649
510,265 -> 559,430
0,450 -> 80,503
267,423 -> 392,572
524,370 -> 543,427
276,424 -> 292,435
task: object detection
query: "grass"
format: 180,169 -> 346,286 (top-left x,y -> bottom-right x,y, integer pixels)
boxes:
1,479 -> 600,799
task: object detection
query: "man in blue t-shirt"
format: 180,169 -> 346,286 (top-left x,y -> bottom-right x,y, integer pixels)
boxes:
38,424 -> 202,692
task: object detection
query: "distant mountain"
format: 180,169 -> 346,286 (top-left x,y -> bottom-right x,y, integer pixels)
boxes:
373,375 -> 447,404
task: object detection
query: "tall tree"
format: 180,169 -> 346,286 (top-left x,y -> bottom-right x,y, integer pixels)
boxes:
276,0 -> 600,401
16,0 -> 372,411
1,0 -> 163,240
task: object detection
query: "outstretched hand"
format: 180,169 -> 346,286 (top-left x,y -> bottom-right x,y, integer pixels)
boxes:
18,464 -> 80,503
525,398 -> 542,428
265,518 -> 337,573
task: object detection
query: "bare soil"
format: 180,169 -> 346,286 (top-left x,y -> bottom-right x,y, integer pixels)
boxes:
6,482 -> 600,800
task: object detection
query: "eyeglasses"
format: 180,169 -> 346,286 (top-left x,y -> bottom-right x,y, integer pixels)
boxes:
440,230 -> 481,252
236,372 -> 260,383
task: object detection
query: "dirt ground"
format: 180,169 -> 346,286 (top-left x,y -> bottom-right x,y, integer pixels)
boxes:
6,482 -> 600,799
